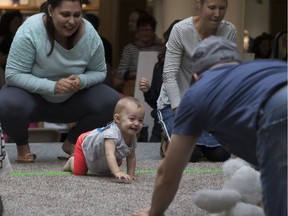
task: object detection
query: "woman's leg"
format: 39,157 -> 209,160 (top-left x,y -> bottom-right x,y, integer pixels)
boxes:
42,84 -> 120,154
200,146 -> 231,162
159,106 -> 175,137
189,146 -> 202,162
149,110 -> 162,142
149,119 -> 162,142
0,86 -> 45,145
65,84 -> 120,144
197,131 -> 231,162
158,107 -> 174,157
0,86 -> 46,161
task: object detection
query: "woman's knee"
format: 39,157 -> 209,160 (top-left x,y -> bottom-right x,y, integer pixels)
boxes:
0,87 -> 38,116
190,146 -> 202,162
85,84 -> 120,112
202,146 -> 231,162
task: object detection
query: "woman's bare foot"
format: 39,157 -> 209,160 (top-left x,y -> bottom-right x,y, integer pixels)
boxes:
62,139 -> 75,155
16,145 -> 37,163
16,153 -> 37,163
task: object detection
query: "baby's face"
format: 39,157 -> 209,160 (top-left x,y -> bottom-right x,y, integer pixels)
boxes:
116,102 -> 145,136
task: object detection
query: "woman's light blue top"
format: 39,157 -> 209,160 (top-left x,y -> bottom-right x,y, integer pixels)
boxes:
5,13 -> 106,103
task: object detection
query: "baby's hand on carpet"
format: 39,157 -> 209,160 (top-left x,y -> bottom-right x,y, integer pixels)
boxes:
114,171 -> 131,181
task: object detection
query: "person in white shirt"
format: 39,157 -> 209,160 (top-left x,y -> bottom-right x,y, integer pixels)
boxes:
157,0 -> 236,161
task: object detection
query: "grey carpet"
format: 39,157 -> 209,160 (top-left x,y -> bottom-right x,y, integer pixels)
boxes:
0,143 -> 225,216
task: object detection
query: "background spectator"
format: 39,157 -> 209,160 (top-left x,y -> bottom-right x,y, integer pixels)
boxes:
0,10 -> 23,87
156,0 -> 236,161
138,19 -> 181,142
113,14 -> 161,96
250,32 -> 273,59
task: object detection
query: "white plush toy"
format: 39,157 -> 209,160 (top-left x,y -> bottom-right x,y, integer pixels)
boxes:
193,158 -> 265,216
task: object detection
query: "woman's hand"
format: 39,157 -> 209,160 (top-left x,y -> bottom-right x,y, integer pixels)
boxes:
54,75 -> 80,94
139,77 -> 150,93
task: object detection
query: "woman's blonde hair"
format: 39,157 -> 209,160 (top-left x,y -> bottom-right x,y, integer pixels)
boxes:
198,0 -> 228,6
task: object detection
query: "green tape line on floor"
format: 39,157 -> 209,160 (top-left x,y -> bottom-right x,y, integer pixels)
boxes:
11,171 -> 72,176
11,169 -> 222,176
135,169 -> 222,174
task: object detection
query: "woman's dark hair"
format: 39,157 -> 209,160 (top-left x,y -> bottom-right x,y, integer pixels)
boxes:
84,13 -> 100,30
131,8 -> 149,17
136,14 -> 157,32
157,19 -> 181,62
40,0 -> 83,56
199,0 -> 228,6
250,33 -> 273,59
0,10 -> 23,38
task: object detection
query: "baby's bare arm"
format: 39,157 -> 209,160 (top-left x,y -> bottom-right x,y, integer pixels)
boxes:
126,151 -> 137,179
105,139 -> 131,180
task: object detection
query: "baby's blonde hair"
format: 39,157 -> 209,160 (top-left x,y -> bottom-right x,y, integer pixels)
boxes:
114,96 -> 144,115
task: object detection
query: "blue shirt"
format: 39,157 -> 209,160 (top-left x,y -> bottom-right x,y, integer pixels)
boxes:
174,60 -> 287,164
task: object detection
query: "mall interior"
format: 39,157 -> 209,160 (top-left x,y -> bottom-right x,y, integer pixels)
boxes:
0,0 -> 286,141
0,0 -> 287,69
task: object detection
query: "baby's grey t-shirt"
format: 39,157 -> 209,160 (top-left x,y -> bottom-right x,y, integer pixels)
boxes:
82,122 -> 137,175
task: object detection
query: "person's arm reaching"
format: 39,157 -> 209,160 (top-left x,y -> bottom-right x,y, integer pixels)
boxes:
133,134 -> 199,215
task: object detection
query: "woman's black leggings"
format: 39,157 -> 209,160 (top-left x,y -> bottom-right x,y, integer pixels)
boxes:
0,84 -> 120,146
190,145 -> 231,162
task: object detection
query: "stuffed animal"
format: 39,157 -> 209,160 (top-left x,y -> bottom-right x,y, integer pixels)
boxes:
193,158 -> 265,216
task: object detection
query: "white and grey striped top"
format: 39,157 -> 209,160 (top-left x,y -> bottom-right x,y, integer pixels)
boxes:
115,43 -> 161,80
157,16 -> 237,110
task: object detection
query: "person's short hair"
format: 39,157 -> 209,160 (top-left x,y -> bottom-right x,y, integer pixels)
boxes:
136,14 -> 157,32
191,36 -> 241,74
131,8 -> 149,17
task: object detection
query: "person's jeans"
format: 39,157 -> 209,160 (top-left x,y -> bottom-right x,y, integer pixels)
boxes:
256,85 -> 287,216
159,106 -> 220,147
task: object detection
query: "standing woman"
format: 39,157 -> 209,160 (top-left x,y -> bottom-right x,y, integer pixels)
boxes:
0,0 -> 120,162
157,0 -> 237,161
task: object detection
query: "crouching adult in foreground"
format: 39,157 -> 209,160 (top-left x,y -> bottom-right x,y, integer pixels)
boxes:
132,36 -> 287,216
0,0 -> 120,162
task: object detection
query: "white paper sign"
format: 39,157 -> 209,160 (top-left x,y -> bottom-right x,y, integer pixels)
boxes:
134,51 -> 159,140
